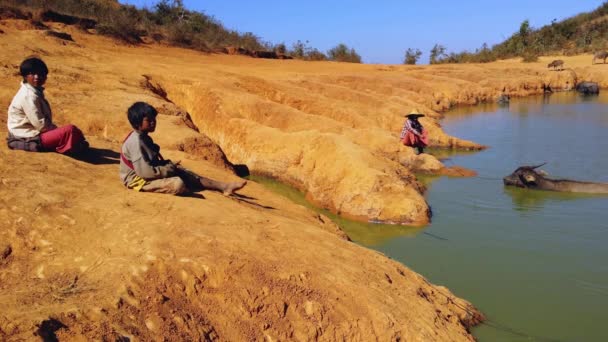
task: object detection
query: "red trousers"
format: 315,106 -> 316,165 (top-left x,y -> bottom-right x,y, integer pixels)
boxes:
401,129 -> 429,147
40,124 -> 86,154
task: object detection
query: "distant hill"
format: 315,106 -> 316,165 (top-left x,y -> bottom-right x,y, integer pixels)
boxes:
1,0 -> 362,63
1,0 -> 268,51
434,3 -> 608,64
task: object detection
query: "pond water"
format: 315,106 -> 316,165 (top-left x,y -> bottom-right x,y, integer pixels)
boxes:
251,91 -> 608,341
384,92 -> 608,342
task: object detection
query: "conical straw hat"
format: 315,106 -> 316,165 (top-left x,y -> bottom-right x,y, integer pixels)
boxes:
404,108 -> 425,118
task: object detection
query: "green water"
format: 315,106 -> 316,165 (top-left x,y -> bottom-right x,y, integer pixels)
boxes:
251,92 -> 608,341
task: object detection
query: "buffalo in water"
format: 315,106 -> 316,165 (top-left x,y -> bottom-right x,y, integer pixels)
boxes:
497,94 -> 510,105
503,164 -> 608,194
575,81 -> 600,95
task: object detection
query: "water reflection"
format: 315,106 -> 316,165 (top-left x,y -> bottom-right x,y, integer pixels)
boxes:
249,92 -> 608,340
247,174 -> 426,246
419,92 -> 608,341
445,91 -> 606,122
503,186 -> 595,211
424,147 -> 478,161
333,218 -> 425,246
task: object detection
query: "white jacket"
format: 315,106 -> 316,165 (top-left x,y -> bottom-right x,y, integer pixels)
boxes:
7,82 -> 54,138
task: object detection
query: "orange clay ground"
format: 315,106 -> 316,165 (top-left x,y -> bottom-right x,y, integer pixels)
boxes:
1,16 -> 607,341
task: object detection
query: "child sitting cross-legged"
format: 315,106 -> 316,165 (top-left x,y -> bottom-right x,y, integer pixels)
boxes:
119,101 -> 247,196
7,57 -> 89,154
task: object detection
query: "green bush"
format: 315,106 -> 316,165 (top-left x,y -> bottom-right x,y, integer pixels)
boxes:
307,49 -> 327,61
429,2 -> 608,64
521,51 -> 539,62
429,44 -> 446,64
0,0 -> 268,51
327,43 -> 361,63
403,48 -> 422,65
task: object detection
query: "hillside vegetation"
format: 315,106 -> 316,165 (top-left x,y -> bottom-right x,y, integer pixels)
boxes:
432,2 -> 608,64
1,0 -> 362,62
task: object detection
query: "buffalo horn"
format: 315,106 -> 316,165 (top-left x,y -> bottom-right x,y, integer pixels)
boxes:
531,162 -> 547,169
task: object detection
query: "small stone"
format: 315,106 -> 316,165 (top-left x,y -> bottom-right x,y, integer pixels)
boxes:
304,301 -> 314,316
1,245 -> 11,260
145,318 -> 156,331
35,265 -> 45,279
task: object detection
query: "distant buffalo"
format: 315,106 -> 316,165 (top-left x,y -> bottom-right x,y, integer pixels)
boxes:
575,81 -> 600,95
592,51 -> 608,64
547,59 -> 564,70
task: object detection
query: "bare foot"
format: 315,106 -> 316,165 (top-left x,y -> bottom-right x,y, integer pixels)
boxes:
223,180 -> 247,196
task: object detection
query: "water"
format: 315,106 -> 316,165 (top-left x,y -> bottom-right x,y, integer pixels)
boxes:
379,92 -> 608,342
251,92 -> 608,341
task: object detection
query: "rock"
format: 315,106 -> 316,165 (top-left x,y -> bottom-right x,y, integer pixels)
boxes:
0,244 -> 11,260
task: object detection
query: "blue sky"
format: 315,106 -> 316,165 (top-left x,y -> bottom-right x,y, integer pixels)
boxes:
119,0 -> 605,64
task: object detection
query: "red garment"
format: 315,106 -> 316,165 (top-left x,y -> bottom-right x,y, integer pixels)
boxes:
40,124 -> 86,154
401,129 -> 428,147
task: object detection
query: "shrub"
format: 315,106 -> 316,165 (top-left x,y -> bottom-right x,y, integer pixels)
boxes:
327,43 -> 361,63
289,40 -> 307,59
425,2 -> 608,63
306,49 -> 327,61
274,43 -> 287,54
0,0 -> 337,61
429,44 -> 447,64
521,51 -> 539,62
403,48 -> 422,65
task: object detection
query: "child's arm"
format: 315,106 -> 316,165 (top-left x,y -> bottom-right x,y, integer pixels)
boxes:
123,137 -> 177,180
22,92 -> 53,132
131,154 -> 177,180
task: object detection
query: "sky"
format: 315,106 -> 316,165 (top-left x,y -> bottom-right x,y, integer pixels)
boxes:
118,0 -> 606,64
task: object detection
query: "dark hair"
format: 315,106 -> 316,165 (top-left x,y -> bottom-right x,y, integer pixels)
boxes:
20,57 -> 48,78
127,102 -> 158,129
411,119 -> 423,132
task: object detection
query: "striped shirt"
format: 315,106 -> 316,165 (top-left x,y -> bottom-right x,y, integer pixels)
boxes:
400,119 -> 421,139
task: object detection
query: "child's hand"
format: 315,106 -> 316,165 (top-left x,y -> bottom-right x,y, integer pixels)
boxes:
164,163 -> 177,175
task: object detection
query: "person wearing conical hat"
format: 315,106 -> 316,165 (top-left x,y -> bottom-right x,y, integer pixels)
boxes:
399,108 -> 428,154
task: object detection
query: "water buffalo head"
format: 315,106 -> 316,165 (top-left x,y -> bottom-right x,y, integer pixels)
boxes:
503,163 -> 547,189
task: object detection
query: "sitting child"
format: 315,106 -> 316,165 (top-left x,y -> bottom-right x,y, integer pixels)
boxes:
7,57 -> 89,154
120,101 -> 247,196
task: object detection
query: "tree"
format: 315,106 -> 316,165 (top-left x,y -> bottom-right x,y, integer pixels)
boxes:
306,49 -> 327,61
274,42 -> 287,54
519,19 -> 531,42
153,0 -> 186,25
327,43 -> 362,63
290,40 -> 307,59
403,48 -> 422,65
429,44 -> 446,64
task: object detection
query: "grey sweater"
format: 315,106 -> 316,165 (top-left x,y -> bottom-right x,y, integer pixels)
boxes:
119,131 -> 176,186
